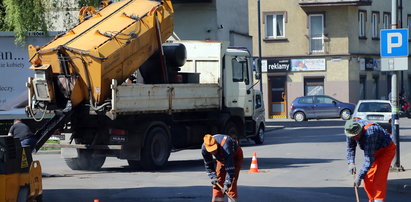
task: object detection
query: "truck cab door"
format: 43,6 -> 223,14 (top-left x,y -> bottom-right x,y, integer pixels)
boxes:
223,55 -> 254,117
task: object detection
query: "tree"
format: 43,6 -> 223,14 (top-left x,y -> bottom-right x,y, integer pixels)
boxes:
0,0 -> 102,44
1,0 -> 48,44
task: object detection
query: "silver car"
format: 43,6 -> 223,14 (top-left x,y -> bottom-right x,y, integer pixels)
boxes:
352,100 -> 392,131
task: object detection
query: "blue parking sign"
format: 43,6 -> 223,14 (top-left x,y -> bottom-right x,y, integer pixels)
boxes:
380,29 -> 409,57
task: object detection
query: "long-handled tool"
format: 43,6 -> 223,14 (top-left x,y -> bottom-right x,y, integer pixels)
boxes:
353,172 -> 360,202
215,183 -> 235,201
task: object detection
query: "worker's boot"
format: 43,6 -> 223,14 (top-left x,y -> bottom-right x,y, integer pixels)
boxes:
228,197 -> 238,202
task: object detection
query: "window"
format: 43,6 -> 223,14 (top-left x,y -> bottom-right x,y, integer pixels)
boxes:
383,13 -> 391,29
298,96 -> 314,104
408,15 -> 411,38
360,75 -> 366,99
304,77 -> 324,96
232,56 -> 249,84
316,96 -> 334,104
372,76 -> 379,99
358,10 -> 366,38
264,12 -> 285,39
309,14 -> 324,53
371,12 -> 379,39
255,94 -> 262,109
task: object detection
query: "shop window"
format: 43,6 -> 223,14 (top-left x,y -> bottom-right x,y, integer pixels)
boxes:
232,56 -> 249,84
358,10 -> 366,38
264,12 -> 285,39
309,14 -> 324,53
383,12 -> 391,29
371,12 -> 379,39
304,77 -> 324,96
372,76 -> 379,99
360,75 -> 366,99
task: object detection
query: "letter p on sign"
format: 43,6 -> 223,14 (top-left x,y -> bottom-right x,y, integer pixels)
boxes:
387,33 -> 402,54
380,29 -> 409,57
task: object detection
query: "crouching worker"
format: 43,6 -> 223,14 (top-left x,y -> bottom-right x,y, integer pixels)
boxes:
202,134 -> 243,202
344,119 -> 396,202
8,119 -> 37,151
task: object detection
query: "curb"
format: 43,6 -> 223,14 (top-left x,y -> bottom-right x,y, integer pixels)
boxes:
35,150 -> 61,155
265,126 -> 285,132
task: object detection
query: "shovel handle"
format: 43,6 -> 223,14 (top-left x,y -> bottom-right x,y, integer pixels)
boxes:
215,183 -> 235,201
353,172 -> 360,202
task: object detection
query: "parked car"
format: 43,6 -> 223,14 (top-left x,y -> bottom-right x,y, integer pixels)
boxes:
352,100 -> 392,132
290,95 -> 355,122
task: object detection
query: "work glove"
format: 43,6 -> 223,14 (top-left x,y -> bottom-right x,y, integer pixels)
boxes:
221,184 -> 229,194
211,178 -> 218,186
348,164 -> 356,175
354,176 -> 362,187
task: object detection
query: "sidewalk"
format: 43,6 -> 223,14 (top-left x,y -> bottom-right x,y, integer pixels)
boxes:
387,151 -> 411,194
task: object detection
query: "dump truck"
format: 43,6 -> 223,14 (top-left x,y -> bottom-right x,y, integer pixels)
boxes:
26,0 -> 265,170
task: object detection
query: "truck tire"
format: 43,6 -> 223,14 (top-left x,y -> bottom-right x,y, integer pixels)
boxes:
252,125 -> 264,145
64,149 -> 106,171
224,120 -> 240,140
140,126 -> 171,170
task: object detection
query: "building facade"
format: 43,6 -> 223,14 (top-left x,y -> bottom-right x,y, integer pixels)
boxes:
249,0 -> 411,119
173,0 -> 252,50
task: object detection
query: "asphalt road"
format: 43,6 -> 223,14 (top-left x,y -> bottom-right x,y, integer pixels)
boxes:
34,118 -> 411,202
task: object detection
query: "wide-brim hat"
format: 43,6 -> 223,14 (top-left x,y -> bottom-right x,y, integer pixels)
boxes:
203,134 -> 218,152
344,119 -> 363,137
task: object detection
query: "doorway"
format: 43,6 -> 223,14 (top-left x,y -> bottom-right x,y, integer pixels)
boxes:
269,76 -> 287,118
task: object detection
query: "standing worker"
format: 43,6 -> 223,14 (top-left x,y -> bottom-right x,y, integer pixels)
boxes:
8,119 -> 37,151
344,119 -> 396,202
202,134 -> 243,202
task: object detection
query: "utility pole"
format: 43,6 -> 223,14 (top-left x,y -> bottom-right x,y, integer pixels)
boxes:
399,0 -> 404,95
257,0 -> 263,92
391,0 -> 405,171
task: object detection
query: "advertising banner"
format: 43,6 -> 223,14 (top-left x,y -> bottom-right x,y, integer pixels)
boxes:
0,32 -> 59,110
261,59 -> 291,72
291,58 -> 326,71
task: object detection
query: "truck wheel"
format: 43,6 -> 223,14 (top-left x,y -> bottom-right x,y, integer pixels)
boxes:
64,149 -> 106,170
224,121 -> 240,140
141,126 -> 171,170
252,125 -> 264,145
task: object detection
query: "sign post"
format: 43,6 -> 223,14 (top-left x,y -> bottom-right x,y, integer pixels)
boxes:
380,27 -> 408,172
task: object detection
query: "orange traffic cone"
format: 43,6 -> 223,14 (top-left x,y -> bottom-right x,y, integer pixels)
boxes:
248,152 -> 259,173
94,200 -> 99,202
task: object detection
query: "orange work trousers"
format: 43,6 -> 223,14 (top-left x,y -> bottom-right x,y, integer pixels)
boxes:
363,141 -> 396,201
212,147 -> 243,202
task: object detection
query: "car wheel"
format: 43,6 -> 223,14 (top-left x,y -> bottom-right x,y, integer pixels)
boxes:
294,112 -> 306,122
340,109 -> 352,120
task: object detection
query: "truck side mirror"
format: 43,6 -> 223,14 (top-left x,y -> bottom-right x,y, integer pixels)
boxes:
255,58 -> 262,80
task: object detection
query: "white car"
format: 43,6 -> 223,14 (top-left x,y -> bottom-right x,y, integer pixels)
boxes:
352,100 -> 392,132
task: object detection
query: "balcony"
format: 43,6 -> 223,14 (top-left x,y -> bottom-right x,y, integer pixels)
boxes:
299,0 -> 372,7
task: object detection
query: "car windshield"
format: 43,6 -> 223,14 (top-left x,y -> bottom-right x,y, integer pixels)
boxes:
358,102 -> 391,112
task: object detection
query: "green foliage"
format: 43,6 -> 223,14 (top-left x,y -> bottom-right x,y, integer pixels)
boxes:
2,0 -> 48,44
78,0 -> 101,7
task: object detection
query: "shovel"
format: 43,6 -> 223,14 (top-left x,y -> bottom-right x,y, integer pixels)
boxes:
353,172 -> 360,202
215,183 -> 235,201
